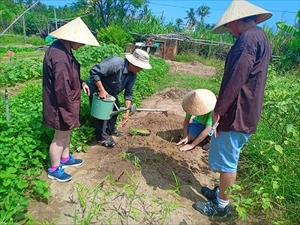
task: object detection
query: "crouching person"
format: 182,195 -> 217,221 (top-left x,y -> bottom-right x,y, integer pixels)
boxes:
177,89 -> 216,151
87,49 -> 152,148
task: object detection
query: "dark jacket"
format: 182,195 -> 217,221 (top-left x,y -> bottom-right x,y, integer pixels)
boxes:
42,40 -> 83,131
215,27 -> 272,133
88,57 -> 137,100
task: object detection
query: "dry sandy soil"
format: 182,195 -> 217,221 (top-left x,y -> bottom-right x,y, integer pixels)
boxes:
28,88 -> 260,225
166,60 -> 217,77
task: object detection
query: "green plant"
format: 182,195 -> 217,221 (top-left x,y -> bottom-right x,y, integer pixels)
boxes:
129,127 -> 150,136
0,46 -> 36,55
26,35 -> 46,46
0,34 -> 45,46
75,44 -> 123,68
238,68 -> 300,224
226,184 -> 253,220
121,152 -> 142,169
0,84 -> 50,224
170,171 -> 181,195
73,176 -> 178,225
125,13 -> 175,34
0,57 -> 42,87
274,11 -> 300,72
97,24 -> 133,47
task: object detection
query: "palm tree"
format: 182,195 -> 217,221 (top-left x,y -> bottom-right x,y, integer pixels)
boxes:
175,18 -> 183,31
197,5 -> 210,25
185,8 -> 197,30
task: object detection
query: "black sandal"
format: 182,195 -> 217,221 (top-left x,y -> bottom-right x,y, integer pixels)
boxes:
99,139 -> 116,148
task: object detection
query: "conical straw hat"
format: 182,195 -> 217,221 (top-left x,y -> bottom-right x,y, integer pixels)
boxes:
182,89 -> 217,116
213,0 -> 272,34
50,17 -> 99,46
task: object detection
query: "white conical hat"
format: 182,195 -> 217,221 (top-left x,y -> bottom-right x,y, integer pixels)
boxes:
182,89 -> 217,116
50,17 -> 99,46
213,0 -> 272,34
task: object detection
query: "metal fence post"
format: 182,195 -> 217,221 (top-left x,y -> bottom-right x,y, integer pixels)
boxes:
4,89 -> 10,121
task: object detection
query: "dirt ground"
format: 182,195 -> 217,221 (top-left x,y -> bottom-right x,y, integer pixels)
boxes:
166,60 -> 216,77
28,88 -> 256,225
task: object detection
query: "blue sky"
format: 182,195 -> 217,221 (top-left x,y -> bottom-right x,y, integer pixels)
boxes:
41,0 -> 300,29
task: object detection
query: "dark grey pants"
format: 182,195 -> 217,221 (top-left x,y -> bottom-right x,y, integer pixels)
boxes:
89,93 -> 120,141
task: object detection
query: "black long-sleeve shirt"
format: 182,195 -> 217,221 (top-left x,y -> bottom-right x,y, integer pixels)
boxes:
215,27 -> 272,133
88,57 -> 137,100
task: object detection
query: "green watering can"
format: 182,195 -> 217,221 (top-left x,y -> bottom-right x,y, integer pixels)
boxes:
91,94 -> 117,120
91,93 -> 169,120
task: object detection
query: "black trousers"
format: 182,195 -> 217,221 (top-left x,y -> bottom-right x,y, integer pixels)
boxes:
90,94 -> 120,141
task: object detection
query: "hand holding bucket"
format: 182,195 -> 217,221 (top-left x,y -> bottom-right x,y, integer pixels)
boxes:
91,93 -> 116,120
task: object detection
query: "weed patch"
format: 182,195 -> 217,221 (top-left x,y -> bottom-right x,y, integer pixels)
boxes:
71,176 -> 178,225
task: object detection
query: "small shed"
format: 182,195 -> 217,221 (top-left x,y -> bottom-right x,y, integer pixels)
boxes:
127,33 -> 181,60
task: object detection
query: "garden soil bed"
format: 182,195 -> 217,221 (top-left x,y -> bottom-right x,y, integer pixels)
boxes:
28,88 -> 257,225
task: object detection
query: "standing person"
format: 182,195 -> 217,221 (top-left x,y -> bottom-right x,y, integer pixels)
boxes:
87,49 -> 152,147
193,0 -> 272,217
176,89 -> 216,151
43,17 -> 99,182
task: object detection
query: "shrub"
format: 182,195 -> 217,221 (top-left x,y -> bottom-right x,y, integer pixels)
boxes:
75,43 -> 123,68
238,68 -> 300,224
97,24 -> 133,47
0,34 -> 45,46
26,35 -> 45,46
0,57 -> 42,87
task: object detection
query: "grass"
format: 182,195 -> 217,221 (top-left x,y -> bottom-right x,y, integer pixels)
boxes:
121,152 -> 142,169
170,171 -> 181,195
175,52 -> 224,70
71,175 -> 178,225
237,70 -> 300,225
154,72 -> 220,94
0,34 -> 45,46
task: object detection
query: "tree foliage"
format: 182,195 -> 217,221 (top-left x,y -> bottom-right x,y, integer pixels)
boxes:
185,8 -> 197,30
197,5 -> 210,26
85,0 -> 146,27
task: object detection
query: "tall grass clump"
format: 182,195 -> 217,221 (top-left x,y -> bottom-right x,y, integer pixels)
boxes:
238,67 -> 300,224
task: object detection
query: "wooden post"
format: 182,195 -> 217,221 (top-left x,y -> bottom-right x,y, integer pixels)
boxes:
0,1 -> 39,36
22,15 -> 26,42
54,8 -> 58,29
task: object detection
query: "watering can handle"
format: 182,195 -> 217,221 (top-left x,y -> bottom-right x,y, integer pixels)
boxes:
114,103 -> 120,111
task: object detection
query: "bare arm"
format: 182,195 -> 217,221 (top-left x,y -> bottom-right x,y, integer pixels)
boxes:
95,80 -> 108,98
183,118 -> 190,137
191,126 -> 211,146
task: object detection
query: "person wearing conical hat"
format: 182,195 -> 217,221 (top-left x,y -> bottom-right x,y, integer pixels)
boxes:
43,17 -> 99,182
87,48 -> 151,148
176,89 -> 216,151
193,0 -> 272,217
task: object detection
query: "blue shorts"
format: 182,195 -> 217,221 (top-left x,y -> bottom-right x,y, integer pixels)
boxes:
188,119 -> 206,138
208,131 -> 250,173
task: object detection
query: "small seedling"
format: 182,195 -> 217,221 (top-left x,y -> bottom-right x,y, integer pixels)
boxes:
170,171 -> 181,195
121,152 -> 142,169
129,127 -> 151,136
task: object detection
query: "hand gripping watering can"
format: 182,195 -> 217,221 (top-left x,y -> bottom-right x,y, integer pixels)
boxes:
91,93 -> 168,120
